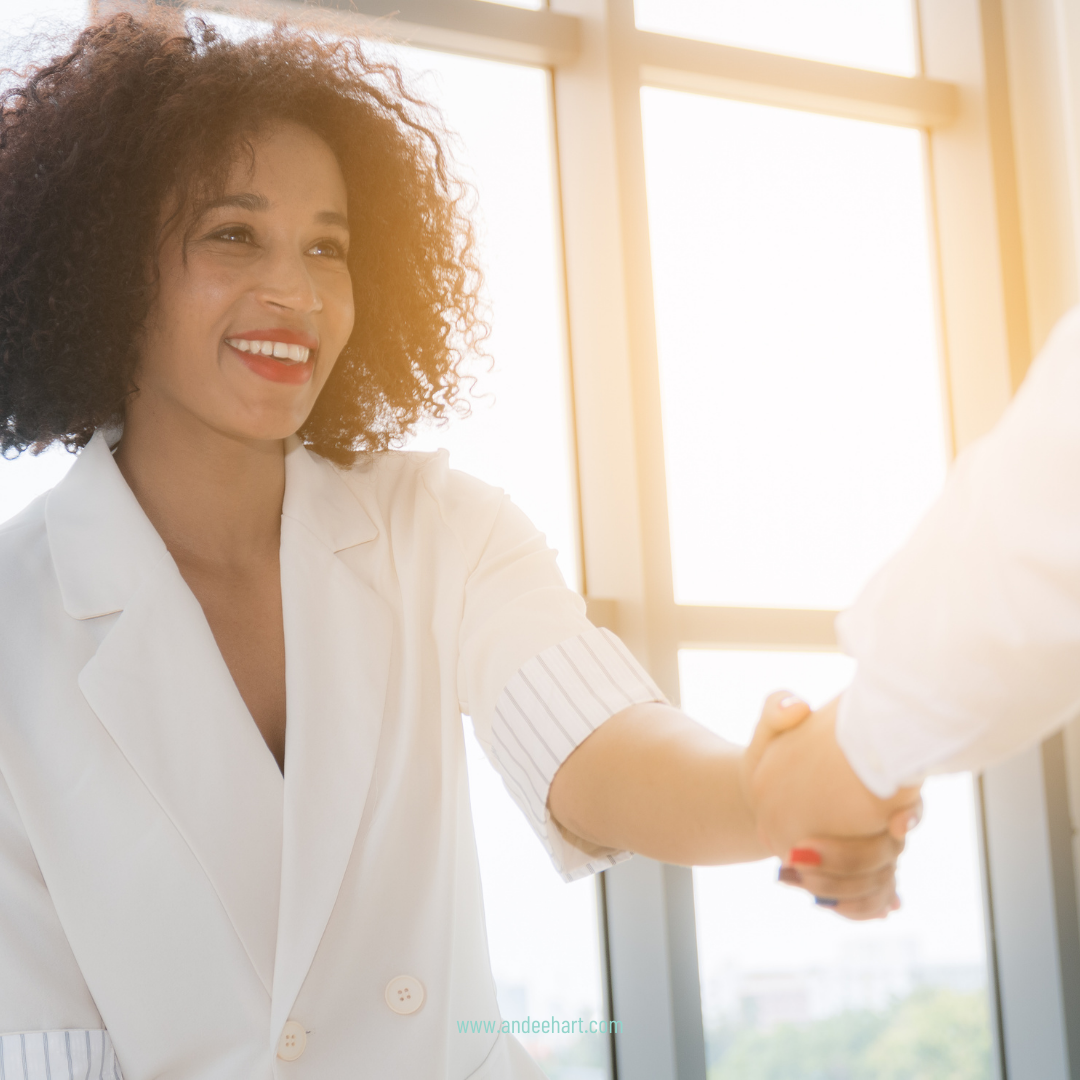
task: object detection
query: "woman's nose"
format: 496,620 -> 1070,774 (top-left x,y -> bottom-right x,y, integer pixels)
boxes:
256,248 -> 322,314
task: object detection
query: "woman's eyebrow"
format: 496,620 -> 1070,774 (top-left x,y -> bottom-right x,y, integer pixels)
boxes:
194,195 -> 346,231
197,191 -> 269,215
316,209 -> 349,230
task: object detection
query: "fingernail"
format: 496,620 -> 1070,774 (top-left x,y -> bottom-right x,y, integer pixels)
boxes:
779,695 -> 803,709
904,813 -> 919,833
890,896 -> 902,911
778,867 -> 802,884
814,897 -> 839,908
789,848 -> 822,866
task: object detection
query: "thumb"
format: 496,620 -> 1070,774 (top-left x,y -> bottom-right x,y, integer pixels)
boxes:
887,793 -> 924,841
758,691 -> 812,737
744,691 -> 811,775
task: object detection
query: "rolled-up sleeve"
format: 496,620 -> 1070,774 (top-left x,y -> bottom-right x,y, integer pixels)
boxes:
430,462 -> 665,880
491,627 -> 665,881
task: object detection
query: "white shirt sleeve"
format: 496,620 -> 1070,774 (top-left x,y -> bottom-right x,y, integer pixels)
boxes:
835,305 -> 1080,797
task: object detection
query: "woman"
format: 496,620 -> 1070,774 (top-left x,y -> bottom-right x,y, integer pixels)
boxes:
0,13 -> 916,1078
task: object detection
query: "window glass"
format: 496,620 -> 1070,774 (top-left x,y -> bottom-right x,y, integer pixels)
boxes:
394,48 -> 580,592
0,0 -> 86,41
465,726 -> 606,1079
0,448 -> 77,526
634,0 -> 918,77
681,649 -> 991,1079
641,89 -> 946,610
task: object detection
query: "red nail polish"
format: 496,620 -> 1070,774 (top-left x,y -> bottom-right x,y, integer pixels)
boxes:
789,848 -> 822,866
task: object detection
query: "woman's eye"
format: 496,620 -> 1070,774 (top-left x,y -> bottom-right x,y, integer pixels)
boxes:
211,226 -> 252,244
308,240 -> 346,259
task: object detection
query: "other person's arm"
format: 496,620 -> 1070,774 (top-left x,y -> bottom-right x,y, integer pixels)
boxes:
746,306 -> 1080,848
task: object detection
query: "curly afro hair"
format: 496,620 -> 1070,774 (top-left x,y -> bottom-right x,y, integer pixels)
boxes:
0,10 -> 484,463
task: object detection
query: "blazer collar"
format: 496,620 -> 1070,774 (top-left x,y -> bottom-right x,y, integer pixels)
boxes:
46,429 -> 168,620
281,435 -> 378,553
46,431 -> 379,620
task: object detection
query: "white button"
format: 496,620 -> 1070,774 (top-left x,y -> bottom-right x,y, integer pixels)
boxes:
276,1020 -> 307,1061
385,974 -> 425,1015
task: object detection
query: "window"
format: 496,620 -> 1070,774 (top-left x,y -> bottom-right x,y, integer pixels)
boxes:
641,90 -> 946,611
5,1 -> 1076,1077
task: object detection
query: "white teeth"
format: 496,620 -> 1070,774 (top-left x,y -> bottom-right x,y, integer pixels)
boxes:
225,338 -> 312,363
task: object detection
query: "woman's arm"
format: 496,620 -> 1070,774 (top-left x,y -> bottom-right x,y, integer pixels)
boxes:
548,700 -> 768,866
548,694 -> 920,919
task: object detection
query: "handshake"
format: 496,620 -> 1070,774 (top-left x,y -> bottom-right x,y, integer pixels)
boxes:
741,692 -> 922,921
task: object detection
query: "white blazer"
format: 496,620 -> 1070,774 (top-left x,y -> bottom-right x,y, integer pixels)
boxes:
0,431 -> 659,1079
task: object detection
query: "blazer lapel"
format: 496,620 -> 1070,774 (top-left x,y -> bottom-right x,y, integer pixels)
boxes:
270,441 -> 392,1040
48,432 -> 285,997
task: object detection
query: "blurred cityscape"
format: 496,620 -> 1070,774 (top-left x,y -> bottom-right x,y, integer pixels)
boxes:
703,936 -> 985,1028
496,934 -> 991,1080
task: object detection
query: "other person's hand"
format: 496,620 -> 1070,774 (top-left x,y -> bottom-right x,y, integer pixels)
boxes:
741,693 -> 922,920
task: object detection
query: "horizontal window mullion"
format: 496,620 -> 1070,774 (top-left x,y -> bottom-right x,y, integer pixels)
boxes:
256,0 -> 582,67
632,30 -> 958,129
586,599 -> 839,650
675,603 -> 839,648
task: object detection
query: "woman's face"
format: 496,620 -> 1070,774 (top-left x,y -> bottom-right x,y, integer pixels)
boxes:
137,121 -> 354,443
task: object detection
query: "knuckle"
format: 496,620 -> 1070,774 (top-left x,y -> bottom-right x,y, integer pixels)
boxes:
839,888 -> 894,920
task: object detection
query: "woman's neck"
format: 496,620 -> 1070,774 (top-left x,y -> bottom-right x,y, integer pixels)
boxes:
114,396 -> 286,571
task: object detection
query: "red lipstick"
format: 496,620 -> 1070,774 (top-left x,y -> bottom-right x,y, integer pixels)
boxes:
224,328 -> 319,386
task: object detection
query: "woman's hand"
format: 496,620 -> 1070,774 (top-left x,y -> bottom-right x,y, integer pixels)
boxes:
548,696 -> 919,921
742,692 -> 922,919
742,695 -> 922,854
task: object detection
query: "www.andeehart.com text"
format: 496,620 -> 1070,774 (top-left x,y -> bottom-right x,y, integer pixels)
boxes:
455,1018 -> 623,1035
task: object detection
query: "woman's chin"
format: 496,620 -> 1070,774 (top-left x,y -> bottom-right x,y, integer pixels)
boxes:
199,399 -> 317,446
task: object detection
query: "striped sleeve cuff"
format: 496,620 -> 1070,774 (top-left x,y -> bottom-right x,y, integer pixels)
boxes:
488,627 -> 666,882
0,1031 -> 122,1080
